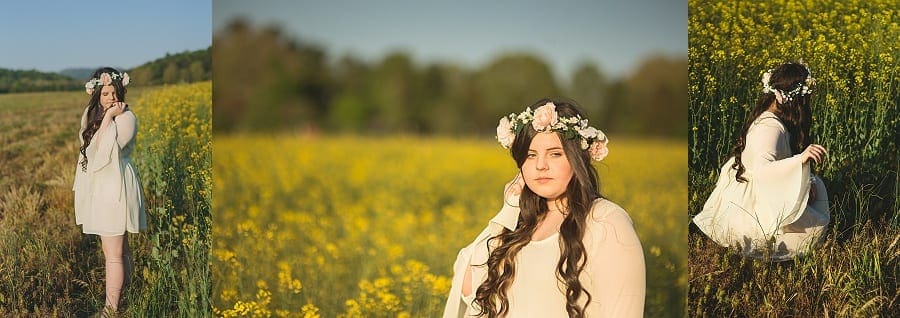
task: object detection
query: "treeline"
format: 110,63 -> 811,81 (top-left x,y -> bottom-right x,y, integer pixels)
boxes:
214,20 -> 687,137
0,48 -> 210,94
0,69 -> 81,93
128,48 -> 211,86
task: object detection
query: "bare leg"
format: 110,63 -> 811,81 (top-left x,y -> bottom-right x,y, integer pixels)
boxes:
100,235 -> 125,314
123,235 -> 133,288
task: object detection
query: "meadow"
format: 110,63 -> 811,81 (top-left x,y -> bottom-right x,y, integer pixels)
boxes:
689,0 -> 899,315
0,82 -> 212,316
212,136 -> 686,317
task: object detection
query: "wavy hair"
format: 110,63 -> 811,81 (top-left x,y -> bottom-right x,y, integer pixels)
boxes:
473,98 -> 601,317
79,67 -> 128,172
731,62 -> 812,182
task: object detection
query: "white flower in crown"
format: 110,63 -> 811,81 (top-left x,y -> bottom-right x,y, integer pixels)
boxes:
85,81 -> 96,95
578,126 -> 600,140
761,71 -> 772,91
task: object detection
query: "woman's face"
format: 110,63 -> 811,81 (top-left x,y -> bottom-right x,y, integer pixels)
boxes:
99,85 -> 118,108
521,132 -> 574,202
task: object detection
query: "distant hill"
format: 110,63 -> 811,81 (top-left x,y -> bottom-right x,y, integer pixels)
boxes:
58,68 -> 96,81
0,47 -> 210,94
128,48 -> 210,86
0,69 -> 81,93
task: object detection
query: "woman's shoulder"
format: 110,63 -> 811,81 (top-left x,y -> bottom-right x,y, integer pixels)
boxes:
588,198 -> 634,227
116,110 -> 137,122
751,111 -> 786,132
585,198 -> 642,248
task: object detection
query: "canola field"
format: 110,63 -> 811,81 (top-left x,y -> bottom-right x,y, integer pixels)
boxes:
213,136 -> 687,317
689,0 -> 899,316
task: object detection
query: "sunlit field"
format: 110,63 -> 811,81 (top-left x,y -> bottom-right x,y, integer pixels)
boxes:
213,136 -> 686,317
689,0 -> 899,315
0,82 -> 212,316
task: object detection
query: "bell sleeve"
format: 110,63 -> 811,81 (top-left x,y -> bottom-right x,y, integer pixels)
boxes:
87,120 -> 125,206
114,112 -> 137,149
743,118 -> 810,234
443,196 -> 521,318
74,107 -> 90,192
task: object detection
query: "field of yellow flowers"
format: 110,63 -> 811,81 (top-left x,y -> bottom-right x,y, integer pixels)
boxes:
213,136 -> 686,317
0,82 -> 212,316
689,0 -> 899,316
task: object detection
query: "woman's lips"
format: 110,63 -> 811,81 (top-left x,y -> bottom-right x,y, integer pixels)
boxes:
534,177 -> 553,184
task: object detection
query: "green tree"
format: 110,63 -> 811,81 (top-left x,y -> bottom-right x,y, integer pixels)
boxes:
473,54 -> 561,134
569,62 -> 608,129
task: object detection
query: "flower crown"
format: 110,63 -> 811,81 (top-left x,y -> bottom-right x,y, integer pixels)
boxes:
496,102 -> 609,161
761,61 -> 816,103
85,71 -> 130,95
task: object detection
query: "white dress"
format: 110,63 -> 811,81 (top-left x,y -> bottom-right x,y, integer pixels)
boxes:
693,111 -> 830,260
73,106 -> 147,236
443,198 -> 645,317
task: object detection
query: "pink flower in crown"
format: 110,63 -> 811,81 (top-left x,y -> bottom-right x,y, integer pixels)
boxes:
496,116 -> 515,149
531,102 -> 558,131
100,73 -> 112,85
589,139 -> 609,161
121,72 -> 130,86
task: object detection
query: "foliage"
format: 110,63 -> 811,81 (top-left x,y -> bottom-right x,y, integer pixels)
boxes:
213,20 -> 688,137
128,48 -> 212,86
0,68 -> 81,93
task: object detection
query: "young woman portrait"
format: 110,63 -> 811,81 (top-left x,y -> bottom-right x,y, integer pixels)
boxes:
443,98 -> 645,317
72,67 -> 147,314
692,61 -> 830,260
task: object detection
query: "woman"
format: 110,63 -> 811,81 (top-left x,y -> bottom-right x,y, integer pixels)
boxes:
692,61 -> 830,260
444,99 -> 645,317
73,67 -> 147,314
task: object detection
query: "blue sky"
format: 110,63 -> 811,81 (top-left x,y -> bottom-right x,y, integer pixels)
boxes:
0,0 -> 211,72
214,0 -> 686,81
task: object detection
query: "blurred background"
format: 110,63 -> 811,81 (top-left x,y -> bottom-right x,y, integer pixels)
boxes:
212,0 -> 687,137
212,1 -> 688,317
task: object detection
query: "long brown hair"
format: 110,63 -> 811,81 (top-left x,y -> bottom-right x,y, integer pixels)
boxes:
731,63 -> 812,182
474,98 -> 601,317
80,67 -> 128,172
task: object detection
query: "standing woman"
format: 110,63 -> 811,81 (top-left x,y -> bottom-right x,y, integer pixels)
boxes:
693,61 -> 830,260
444,99 -> 645,317
73,67 -> 147,314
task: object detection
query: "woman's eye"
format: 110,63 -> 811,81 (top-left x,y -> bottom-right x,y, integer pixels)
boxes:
551,152 -> 563,157
527,153 -> 537,158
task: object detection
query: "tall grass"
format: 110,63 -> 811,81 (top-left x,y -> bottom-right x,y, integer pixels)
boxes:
689,0 -> 899,315
0,82 -> 212,316
212,136 -> 686,317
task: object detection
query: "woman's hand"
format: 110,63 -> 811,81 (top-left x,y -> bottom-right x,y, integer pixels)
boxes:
800,144 -> 827,164
105,102 -> 127,118
503,173 -> 525,204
